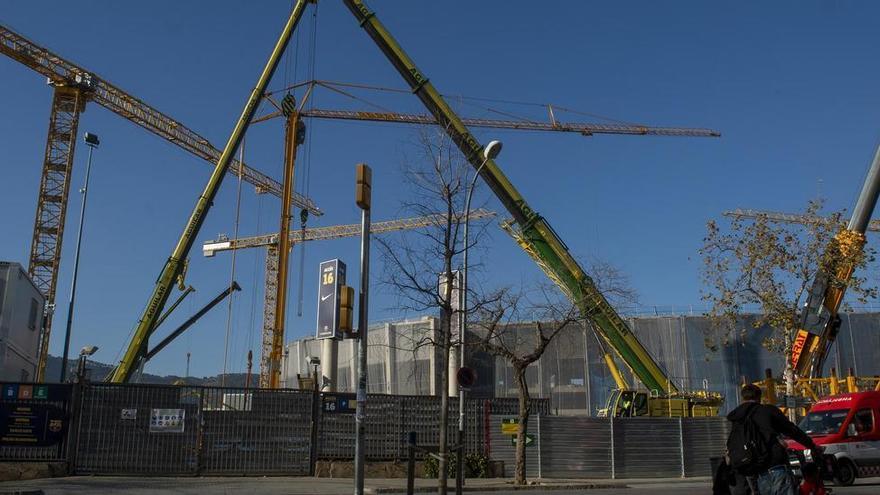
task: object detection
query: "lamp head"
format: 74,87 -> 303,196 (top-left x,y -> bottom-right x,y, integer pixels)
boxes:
482,140 -> 502,161
84,132 -> 100,148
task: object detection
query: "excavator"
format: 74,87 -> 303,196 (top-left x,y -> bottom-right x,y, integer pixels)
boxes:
108,0 -> 723,416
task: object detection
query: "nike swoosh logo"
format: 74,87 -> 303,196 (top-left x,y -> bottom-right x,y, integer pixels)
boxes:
321,294 -> 332,302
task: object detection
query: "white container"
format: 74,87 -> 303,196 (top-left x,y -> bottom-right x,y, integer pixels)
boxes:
0,262 -> 44,382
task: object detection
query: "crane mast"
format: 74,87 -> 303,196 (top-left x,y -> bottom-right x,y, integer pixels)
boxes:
342,0 -> 686,394
109,0 -> 312,383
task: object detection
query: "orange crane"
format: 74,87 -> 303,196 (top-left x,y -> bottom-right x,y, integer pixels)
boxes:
203,209 -> 497,388
0,24 -> 322,380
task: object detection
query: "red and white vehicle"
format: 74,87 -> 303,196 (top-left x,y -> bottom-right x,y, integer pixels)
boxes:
788,391 -> 880,486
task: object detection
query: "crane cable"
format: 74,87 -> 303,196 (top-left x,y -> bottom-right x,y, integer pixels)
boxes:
220,136 -> 245,386
296,2 -> 319,317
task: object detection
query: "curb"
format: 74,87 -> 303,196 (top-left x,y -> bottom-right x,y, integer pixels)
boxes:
368,483 -> 626,493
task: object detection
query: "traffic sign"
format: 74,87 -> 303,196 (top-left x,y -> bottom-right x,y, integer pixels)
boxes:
500,418 -> 519,435
456,367 -> 477,389
511,433 -> 535,447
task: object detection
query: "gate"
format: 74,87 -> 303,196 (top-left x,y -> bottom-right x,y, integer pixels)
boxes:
75,384 -> 313,475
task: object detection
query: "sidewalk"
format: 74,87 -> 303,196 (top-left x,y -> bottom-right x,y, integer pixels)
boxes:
0,476 -> 710,494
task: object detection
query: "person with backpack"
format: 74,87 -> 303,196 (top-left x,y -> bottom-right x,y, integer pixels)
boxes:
727,384 -> 822,495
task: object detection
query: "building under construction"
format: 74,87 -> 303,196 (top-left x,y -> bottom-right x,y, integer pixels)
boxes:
282,311 -> 880,416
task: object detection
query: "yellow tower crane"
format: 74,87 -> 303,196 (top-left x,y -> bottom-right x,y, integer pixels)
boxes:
0,23 -> 322,380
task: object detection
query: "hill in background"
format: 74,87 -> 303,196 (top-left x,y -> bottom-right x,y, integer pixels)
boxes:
43,354 -> 257,388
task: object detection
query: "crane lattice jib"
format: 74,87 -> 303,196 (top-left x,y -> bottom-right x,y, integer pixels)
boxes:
203,209 -> 497,253
264,108 -> 719,138
724,209 -> 880,233
0,24 -> 320,216
343,0 -> 676,394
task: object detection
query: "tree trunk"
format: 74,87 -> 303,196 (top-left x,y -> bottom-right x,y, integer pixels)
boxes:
437,312 -> 451,494
783,326 -> 796,421
514,364 -> 532,485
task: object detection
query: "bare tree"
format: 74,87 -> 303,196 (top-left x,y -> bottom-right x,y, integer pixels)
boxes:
376,129 -> 495,494
700,199 -> 876,403
472,284 -> 578,485
472,257 -> 638,485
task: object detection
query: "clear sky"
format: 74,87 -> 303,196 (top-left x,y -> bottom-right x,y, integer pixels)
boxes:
2,1 -> 880,379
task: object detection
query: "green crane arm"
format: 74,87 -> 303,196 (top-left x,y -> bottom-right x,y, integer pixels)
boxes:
109,0 -> 312,383
342,0 -> 676,393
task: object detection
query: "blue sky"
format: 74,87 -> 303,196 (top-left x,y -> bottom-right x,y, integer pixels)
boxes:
2,1 -> 880,379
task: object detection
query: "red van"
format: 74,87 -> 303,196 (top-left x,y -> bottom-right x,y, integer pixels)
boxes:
788,391 -> 880,486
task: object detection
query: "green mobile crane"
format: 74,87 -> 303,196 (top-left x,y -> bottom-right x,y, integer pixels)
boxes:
341,0 -> 722,417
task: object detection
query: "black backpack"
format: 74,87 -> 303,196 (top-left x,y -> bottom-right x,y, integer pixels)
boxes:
727,404 -> 769,473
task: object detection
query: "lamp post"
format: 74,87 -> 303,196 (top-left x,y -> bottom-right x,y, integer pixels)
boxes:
76,345 -> 99,383
60,132 -> 100,383
456,140 -> 502,493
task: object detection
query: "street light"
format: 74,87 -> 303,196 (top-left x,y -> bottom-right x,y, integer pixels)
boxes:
457,139 -> 502,492
77,345 -> 99,382
60,132 -> 100,383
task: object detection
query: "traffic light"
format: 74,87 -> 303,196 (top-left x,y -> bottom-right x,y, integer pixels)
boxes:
339,285 -> 354,333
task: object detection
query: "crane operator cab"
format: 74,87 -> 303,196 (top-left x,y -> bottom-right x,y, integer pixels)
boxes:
599,390 -> 649,417
598,389 -> 722,418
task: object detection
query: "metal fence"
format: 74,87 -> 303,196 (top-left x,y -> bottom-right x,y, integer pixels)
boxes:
0,381 -> 546,475
0,379 -> 732,480
489,415 -> 730,479
317,394 -> 545,460
74,384 -> 314,475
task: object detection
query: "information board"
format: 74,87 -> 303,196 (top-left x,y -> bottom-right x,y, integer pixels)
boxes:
0,404 -> 67,446
149,408 -> 185,433
316,259 -> 346,339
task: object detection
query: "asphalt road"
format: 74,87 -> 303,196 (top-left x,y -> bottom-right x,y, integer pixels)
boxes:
474,479 -> 880,494
1,477 -> 878,494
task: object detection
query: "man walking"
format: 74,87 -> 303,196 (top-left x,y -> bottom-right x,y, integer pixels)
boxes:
727,384 -> 822,495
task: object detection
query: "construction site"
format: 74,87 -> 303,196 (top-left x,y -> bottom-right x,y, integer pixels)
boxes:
2,2 -> 880,494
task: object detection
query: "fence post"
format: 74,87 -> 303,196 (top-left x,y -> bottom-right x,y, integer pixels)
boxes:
678,416 -> 685,478
484,400 -> 491,459
309,377 -> 320,476
406,431 -> 416,495
609,415 -> 615,479
66,381 -> 83,474
536,414 -> 542,479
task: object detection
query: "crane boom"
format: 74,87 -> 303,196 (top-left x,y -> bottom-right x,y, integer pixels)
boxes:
725,146 -> 880,380
0,24 -> 320,215
723,208 -> 880,233
255,107 -> 721,138
109,0 -> 311,383
794,146 -> 880,379
202,209 -> 497,255
342,0 -> 689,394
